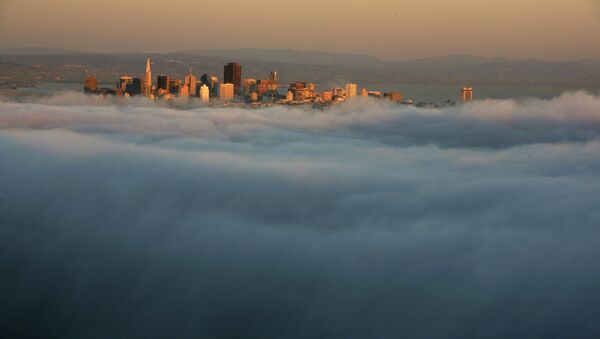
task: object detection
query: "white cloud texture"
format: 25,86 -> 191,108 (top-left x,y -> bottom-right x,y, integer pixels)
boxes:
1,92 -> 600,338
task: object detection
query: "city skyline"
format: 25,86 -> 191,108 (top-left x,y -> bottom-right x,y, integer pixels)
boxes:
83,58 -> 427,106
1,0 -> 599,61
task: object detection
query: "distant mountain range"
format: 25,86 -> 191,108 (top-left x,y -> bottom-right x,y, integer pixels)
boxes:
1,47 -> 599,88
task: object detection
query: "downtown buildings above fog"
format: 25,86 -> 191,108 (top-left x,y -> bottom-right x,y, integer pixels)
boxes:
84,58 -> 474,106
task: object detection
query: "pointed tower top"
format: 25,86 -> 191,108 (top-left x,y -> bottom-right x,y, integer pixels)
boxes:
146,58 -> 151,72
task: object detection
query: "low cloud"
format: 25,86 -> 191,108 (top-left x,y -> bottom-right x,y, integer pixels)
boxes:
1,92 -> 600,338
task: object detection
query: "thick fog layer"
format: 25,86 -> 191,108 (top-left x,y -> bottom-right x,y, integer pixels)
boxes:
2,92 -> 600,338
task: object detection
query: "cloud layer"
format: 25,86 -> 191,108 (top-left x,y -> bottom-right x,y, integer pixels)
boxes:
2,92 -> 600,338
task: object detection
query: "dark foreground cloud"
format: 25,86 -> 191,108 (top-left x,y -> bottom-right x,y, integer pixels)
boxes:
1,93 -> 600,338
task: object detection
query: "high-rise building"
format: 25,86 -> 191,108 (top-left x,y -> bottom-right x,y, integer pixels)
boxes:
119,76 -> 133,91
200,85 -> 210,103
345,83 -> 357,98
126,78 -> 142,96
84,75 -> 97,93
242,78 -> 257,97
254,71 -> 279,100
224,62 -> 242,96
169,79 -> 181,95
219,83 -> 235,101
209,76 -> 219,96
460,87 -> 473,103
157,75 -> 170,96
184,70 -> 197,97
143,58 -> 153,96
360,88 -> 368,97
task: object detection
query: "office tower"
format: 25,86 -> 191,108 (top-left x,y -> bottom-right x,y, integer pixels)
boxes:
125,78 -> 142,96
143,58 -> 153,96
157,75 -> 170,96
195,81 -> 203,96
200,85 -> 210,103
119,76 -> 133,91
224,62 -> 242,96
180,85 -> 189,97
84,75 -> 97,93
210,76 -> 219,96
270,70 -> 277,82
200,74 -> 211,87
219,83 -> 235,101
460,87 -> 473,103
169,79 -> 181,95
345,83 -> 357,98
184,70 -> 197,97
361,88 -> 368,97
242,78 -> 257,97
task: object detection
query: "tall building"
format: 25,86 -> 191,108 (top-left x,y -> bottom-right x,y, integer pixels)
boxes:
119,76 -> 133,91
224,62 -> 242,96
360,88 -> 368,97
157,75 -> 170,96
460,87 -> 473,103
200,85 -> 210,103
184,70 -> 197,97
345,83 -> 357,98
169,79 -> 181,95
208,76 -> 219,96
126,78 -> 142,96
84,75 -> 97,93
143,58 -> 153,96
219,83 -> 235,101
242,78 -> 257,97
269,71 -> 277,82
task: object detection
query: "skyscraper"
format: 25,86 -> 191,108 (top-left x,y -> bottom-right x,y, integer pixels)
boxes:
143,58 -> 153,97
126,78 -> 142,96
200,85 -> 210,103
119,76 -> 133,91
184,69 -> 197,97
460,87 -> 473,103
219,83 -> 235,101
242,78 -> 257,97
157,75 -> 170,96
169,79 -> 181,95
224,62 -> 242,96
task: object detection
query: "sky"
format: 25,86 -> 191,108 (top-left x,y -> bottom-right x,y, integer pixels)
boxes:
1,0 -> 599,60
2,92 -> 600,337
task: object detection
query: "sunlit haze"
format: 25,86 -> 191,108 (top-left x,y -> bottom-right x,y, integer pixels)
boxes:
1,0 -> 599,60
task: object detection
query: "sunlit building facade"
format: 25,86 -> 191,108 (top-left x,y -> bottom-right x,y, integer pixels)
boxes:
220,83 -> 235,101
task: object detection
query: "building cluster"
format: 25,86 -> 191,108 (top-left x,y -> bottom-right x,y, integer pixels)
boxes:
84,58 -> 474,106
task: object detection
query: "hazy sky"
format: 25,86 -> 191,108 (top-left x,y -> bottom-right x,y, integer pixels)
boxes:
1,0 -> 599,60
